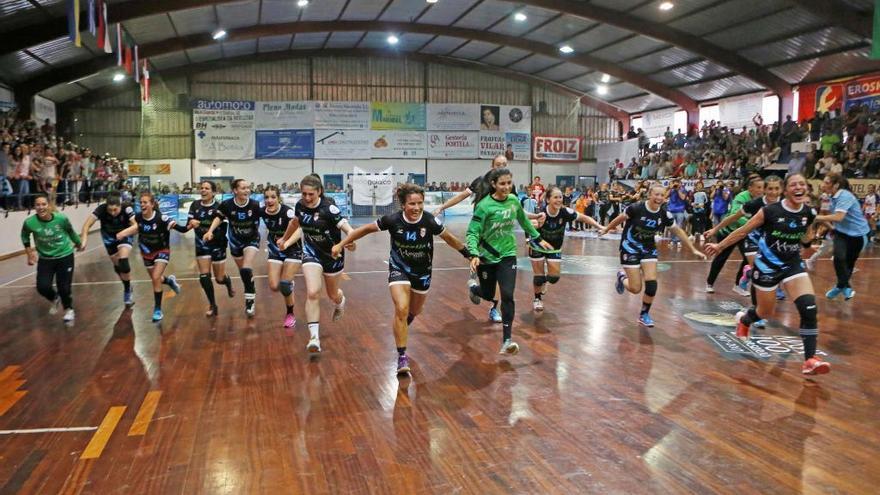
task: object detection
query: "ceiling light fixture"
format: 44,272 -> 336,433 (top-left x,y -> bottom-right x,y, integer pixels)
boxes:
297,0 -> 309,6
597,85 -> 608,95
212,29 -> 227,40
426,0 -> 439,3
659,2 -> 674,10
514,12 -> 527,22
112,73 -> 125,82
601,73 -> 610,83
387,35 -> 399,45
559,45 -> 574,54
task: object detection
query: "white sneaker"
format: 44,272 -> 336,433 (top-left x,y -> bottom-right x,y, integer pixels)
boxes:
307,337 -> 321,353
732,285 -> 750,297
63,309 -> 75,322
332,295 -> 346,321
533,298 -> 544,312
499,339 -> 519,355
48,297 -> 62,315
705,284 -> 715,294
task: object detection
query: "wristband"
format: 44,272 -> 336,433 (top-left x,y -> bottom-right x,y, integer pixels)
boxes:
459,247 -> 473,259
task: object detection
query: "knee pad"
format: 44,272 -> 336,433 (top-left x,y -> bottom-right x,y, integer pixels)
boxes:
279,280 -> 293,296
794,294 -> 818,331
644,280 -> 658,297
547,275 -> 560,284
533,275 -> 547,287
116,258 -> 130,274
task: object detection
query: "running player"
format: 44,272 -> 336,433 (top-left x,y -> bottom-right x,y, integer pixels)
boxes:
115,192 -> 182,322
20,194 -> 82,322
601,184 -> 706,328
279,174 -> 355,354
179,181 -> 234,316
261,185 -> 302,328
465,167 -> 553,355
79,192 -> 136,306
204,179 -> 261,317
527,186 -> 602,312
331,183 -> 472,375
705,173 -> 830,376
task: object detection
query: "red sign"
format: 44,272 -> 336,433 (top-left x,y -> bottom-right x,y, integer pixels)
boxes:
797,72 -> 880,121
533,135 -> 581,162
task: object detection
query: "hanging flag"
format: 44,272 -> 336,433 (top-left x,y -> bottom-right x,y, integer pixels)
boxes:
87,0 -> 96,36
116,24 -> 123,64
97,0 -> 111,53
124,44 -> 132,74
134,46 -> 140,83
67,0 -> 82,47
873,0 -> 880,59
141,59 -> 150,103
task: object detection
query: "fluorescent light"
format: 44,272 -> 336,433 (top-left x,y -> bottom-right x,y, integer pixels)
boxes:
387,35 -> 399,45
112,73 -> 125,82
597,85 -> 608,95
601,73 -> 610,83
559,45 -> 574,54
426,0 -> 438,3
212,29 -> 227,40
297,0 -> 308,6
659,2 -> 674,10
514,12 -> 527,22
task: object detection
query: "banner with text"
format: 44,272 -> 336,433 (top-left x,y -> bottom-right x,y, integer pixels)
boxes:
505,132 -> 531,161
351,166 -> 394,206
533,135 -> 581,162
500,105 -> 532,132
313,101 -> 370,130
32,95 -> 56,124
370,102 -> 426,130
314,130 -> 372,159
370,131 -> 427,158
719,93 -> 763,130
192,99 -> 255,131
641,108 -> 675,138
255,129 -> 314,159
844,74 -> 880,113
255,101 -> 313,130
426,103 -> 480,130
427,132 -> 479,159
479,131 -> 506,159
195,128 -> 255,160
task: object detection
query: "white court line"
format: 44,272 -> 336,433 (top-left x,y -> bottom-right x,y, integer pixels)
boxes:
0,245 -> 103,287
0,426 -> 98,435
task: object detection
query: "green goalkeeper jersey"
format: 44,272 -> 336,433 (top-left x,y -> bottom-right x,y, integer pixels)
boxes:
466,193 -> 541,264
720,190 -> 753,235
21,212 -> 80,259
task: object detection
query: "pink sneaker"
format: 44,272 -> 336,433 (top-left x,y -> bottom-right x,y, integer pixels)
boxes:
283,313 -> 296,328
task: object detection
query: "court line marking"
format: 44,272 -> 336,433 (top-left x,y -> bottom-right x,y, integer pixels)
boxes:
0,426 -> 98,435
0,245 -> 102,287
128,391 -> 162,436
80,406 -> 126,460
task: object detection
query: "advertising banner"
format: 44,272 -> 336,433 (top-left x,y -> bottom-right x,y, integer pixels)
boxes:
641,108 -> 675,138
192,99 -> 255,131
194,128 -> 255,160
795,74 -> 880,120
255,129 -> 314,159
479,131 -> 506,159
844,74 -> 880,113
351,166 -> 394,206
504,132 -> 531,161
127,163 -> 171,175
426,103 -> 480,130
426,131 -> 479,159
255,101 -> 313,129
32,95 -> 56,124
718,94 -> 763,130
313,130 -> 372,159
500,105 -> 531,132
370,131 -> 427,158
0,86 -> 14,111
313,101 -> 370,129
533,135 -> 581,162
370,102 -> 426,130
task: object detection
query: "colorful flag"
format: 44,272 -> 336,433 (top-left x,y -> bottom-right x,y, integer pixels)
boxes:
87,0 -> 96,36
134,46 -> 140,82
67,0 -> 81,47
97,0 -> 111,53
124,44 -> 132,74
141,60 -> 150,103
116,23 -> 123,64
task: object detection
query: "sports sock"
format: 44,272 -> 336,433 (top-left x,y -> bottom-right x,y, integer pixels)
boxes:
122,280 -> 131,292
641,302 -> 652,314
153,291 -> 163,310
286,305 -> 294,315
397,347 -> 406,356
308,322 -> 319,340
406,313 -> 415,325
803,335 -> 817,360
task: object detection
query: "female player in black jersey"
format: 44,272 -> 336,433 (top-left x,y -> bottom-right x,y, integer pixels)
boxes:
261,185 -> 302,329
527,186 -> 602,312
279,175 -> 355,354
204,179 -> 262,317
601,184 -> 706,328
79,192 -> 137,306
177,181 -> 234,317
705,174 -> 830,376
115,192 -> 182,322
331,183 -> 471,375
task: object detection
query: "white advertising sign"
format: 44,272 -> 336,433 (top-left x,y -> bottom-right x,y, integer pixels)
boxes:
505,132 -> 531,161
351,166 -> 394,206
313,101 -> 370,130
314,130 -> 372,159
194,128 -> 255,160
0,86 -> 15,111
641,108 -> 675,138
33,95 -> 56,124
500,105 -> 531,132
719,94 -> 763,130
533,135 -> 581,162
192,100 -> 255,131
479,131 -> 506,159
255,101 -> 313,130
426,132 -> 479,159
426,103 -> 480,131
370,131 -> 427,158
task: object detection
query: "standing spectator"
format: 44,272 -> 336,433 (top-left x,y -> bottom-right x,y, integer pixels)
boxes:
691,181 -> 709,243
710,182 -> 731,226
666,180 -> 689,247
787,150 -> 806,176
0,142 -> 10,211
530,176 -> 546,207
816,175 -> 871,300
12,144 -> 31,209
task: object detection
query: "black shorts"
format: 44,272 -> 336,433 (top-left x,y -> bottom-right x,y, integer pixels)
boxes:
228,234 -> 260,258
267,241 -> 302,264
528,248 -> 562,261
388,266 -> 431,293
743,236 -> 759,255
141,249 -> 170,268
620,248 -> 658,267
751,259 -> 808,291
302,252 -> 344,275
103,233 -> 133,256
196,237 -> 228,263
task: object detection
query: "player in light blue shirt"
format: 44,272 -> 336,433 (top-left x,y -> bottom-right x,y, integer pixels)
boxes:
816,174 -> 870,300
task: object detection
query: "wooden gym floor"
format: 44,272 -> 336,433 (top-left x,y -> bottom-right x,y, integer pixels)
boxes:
0,219 -> 878,494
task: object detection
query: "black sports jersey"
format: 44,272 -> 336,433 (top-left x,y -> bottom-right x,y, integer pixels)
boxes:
596,190 -> 610,204
377,211 -> 445,276
92,203 -> 135,237
755,201 -> 815,271
538,206 -> 578,250
136,211 -> 175,253
741,196 -> 775,244
620,201 -> 674,254
188,199 -> 226,240
216,198 -> 261,241
260,204 -> 296,250
295,197 -> 346,259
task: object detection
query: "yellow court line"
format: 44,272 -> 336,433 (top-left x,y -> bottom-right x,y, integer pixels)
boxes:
81,406 -> 126,459
0,365 -> 20,384
0,391 -> 27,416
128,391 -> 162,436
0,379 -> 26,398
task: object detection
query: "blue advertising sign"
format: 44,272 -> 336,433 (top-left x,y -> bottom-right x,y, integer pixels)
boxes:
255,129 -> 314,159
158,195 -> 181,222
327,192 -> 351,217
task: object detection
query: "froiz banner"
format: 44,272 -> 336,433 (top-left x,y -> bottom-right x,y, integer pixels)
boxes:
533,135 -> 581,162
426,103 -> 480,131
370,131 -> 427,158
427,132 -> 479,159
500,105 -> 531,132
192,99 -> 255,131
255,129 -> 314,159
194,127 -> 255,160
313,130 -> 372,158
370,102 -> 426,130
313,101 -> 370,130
351,166 -> 394,206
255,101 -> 313,130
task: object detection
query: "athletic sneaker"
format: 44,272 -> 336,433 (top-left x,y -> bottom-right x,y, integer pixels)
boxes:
705,284 -> 715,294
488,306 -> 502,323
165,275 -> 181,294
205,306 -> 218,317
533,298 -> 544,312
332,296 -> 346,321
638,312 -> 655,328
825,287 -> 842,300
467,274 -> 481,305
284,313 -> 296,328
63,309 -> 75,322
123,289 -> 134,307
615,269 -> 626,295
396,355 -> 411,375
802,357 -> 831,375
48,297 -> 62,315
776,287 -> 786,300
843,288 -> 856,300
754,319 -> 767,329
152,309 -> 163,322
307,336 -> 321,353
738,265 -> 752,291
734,310 -> 750,340
245,299 -> 256,318
732,284 -> 750,297
499,339 -> 519,355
